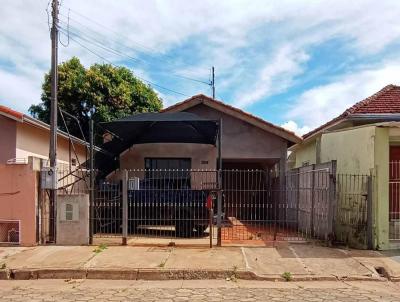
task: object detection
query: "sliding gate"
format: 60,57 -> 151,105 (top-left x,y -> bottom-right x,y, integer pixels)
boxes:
91,168 -> 336,246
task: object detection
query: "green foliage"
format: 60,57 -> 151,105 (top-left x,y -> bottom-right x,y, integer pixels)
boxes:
29,57 -> 162,141
93,243 -> 108,254
282,271 -> 292,281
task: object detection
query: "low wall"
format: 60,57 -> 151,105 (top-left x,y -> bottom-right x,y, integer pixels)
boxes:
0,162 -> 38,246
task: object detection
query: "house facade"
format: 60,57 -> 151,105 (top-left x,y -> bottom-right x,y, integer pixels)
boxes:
289,84 -> 400,250
0,105 -> 87,246
115,94 -> 301,177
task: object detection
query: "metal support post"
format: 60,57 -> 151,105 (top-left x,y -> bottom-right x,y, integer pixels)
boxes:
367,174 -> 374,249
122,170 -> 128,245
89,119 -> 94,244
217,119 -> 222,246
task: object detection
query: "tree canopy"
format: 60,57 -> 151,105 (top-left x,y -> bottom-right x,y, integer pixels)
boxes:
29,57 -> 163,142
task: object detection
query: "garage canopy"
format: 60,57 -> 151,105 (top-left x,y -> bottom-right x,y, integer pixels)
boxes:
95,112 -> 219,178
102,112 -> 219,145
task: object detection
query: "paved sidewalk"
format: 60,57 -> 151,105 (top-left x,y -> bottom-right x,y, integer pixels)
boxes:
1,243 -> 400,281
1,280 -> 400,301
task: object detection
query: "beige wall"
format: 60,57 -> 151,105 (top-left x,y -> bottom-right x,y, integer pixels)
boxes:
320,126 -> 376,175
120,143 -> 216,171
15,122 -> 87,166
184,104 -> 287,161
294,139 -> 317,168
0,161 -> 38,246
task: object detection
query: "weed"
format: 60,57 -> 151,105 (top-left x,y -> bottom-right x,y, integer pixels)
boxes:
157,262 -> 165,268
93,243 -> 108,254
0,263 -> 6,269
282,271 -> 292,282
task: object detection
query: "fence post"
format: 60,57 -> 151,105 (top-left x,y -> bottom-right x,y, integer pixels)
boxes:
310,164 -> 316,238
296,169 -> 300,231
122,170 -> 128,246
89,119 -> 94,245
217,171 -> 222,247
367,174 -> 373,249
327,161 -> 337,242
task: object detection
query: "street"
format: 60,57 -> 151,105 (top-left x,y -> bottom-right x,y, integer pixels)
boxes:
1,280 -> 400,301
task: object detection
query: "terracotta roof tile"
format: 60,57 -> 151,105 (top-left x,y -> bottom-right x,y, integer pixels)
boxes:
303,84 -> 400,138
0,105 -> 23,120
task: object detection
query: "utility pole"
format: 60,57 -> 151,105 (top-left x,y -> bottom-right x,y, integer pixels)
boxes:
49,0 -> 59,242
211,66 -> 215,99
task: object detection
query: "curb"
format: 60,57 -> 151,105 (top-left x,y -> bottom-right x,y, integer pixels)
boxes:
0,268 -> 389,282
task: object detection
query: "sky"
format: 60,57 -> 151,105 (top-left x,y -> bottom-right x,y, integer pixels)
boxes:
1,1 -> 400,136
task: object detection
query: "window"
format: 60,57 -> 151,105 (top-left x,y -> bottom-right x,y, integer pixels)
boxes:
145,158 -> 191,170
65,203 -> 73,221
144,158 -> 191,189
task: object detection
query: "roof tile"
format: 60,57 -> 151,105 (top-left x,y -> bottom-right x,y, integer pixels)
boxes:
303,84 -> 400,138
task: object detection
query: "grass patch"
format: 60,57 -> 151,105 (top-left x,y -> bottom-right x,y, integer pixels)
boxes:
93,243 -> 108,254
282,271 -> 293,282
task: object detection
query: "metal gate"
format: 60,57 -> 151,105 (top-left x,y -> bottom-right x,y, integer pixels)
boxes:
91,168 -> 338,246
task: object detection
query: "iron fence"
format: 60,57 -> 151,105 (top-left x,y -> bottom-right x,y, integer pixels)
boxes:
335,174 -> 372,248
91,168 -> 339,245
389,161 -> 400,241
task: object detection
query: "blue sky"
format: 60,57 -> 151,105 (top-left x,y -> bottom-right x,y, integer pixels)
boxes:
1,0 -> 400,135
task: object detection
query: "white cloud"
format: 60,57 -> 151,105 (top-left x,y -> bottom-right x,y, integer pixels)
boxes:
286,62 -> 400,129
234,45 -> 309,108
1,0 -> 400,112
281,120 -> 311,136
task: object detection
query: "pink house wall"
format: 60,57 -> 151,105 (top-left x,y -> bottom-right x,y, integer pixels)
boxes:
0,162 -> 37,246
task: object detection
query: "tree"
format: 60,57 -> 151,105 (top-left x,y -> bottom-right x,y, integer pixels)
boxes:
29,57 -> 162,142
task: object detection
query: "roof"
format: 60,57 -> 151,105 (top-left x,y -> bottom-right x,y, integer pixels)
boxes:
162,94 -> 302,144
303,84 -> 400,139
0,105 -> 23,121
0,104 -> 87,146
97,112 -> 219,178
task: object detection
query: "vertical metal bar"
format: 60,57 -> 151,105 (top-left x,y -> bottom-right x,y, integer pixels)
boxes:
310,164 -> 316,238
89,119 -> 94,244
122,169 -> 128,245
217,119 -> 222,246
367,174 -> 373,249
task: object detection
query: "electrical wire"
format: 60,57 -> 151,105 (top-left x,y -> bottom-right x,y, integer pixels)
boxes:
58,20 -> 210,86
57,9 -> 211,84
58,27 -> 190,97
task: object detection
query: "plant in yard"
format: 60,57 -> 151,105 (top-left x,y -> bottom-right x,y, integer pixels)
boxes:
93,243 -> 108,254
282,271 -> 293,282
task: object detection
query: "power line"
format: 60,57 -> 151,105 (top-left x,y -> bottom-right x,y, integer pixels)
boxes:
58,9 -> 211,79
58,27 -> 190,97
58,20 -> 211,87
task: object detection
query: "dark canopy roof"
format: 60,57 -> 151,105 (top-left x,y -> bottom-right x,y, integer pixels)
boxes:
95,112 -> 219,178
102,112 -> 218,145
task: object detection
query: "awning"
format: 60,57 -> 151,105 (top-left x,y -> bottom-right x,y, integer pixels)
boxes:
102,112 -> 219,145
94,112 -> 219,178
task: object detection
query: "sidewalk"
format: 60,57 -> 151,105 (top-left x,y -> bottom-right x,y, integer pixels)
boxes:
1,243 -> 400,281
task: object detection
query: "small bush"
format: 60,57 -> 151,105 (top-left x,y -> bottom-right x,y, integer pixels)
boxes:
282,271 -> 292,282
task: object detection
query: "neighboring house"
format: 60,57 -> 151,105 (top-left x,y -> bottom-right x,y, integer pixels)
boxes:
289,84 -> 400,250
115,94 -> 301,176
0,105 -> 87,167
0,104 -> 87,246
